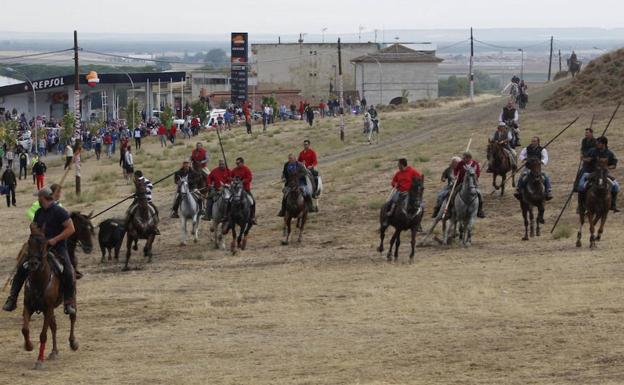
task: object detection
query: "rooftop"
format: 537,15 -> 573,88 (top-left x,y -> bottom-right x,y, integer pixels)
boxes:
351,43 -> 443,64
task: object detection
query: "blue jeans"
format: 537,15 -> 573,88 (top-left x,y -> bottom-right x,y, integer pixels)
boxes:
578,172 -> 619,193
518,172 -> 551,192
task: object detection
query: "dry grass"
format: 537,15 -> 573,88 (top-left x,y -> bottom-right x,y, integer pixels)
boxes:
1,88 -> 624,384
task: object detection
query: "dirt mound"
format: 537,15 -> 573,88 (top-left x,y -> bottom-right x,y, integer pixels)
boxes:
542,48 -> 624,110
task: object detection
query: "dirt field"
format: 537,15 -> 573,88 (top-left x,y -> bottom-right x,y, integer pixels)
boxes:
1,83 -> 624,384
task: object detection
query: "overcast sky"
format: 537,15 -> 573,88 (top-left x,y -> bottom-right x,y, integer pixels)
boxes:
3,0 -> 622,34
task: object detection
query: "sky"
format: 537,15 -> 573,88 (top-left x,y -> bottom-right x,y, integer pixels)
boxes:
3,0 -> 623,35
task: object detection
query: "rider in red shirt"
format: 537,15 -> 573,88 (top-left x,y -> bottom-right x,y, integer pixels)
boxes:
205,159 -> 231,220
231,157 -> 256,223
384,158 -> 422,222
453,151 -> 485,218
298,140 -> 318,169
191,142 -> 209,175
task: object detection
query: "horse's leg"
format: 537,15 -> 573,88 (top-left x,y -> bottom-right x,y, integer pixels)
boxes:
529,207 -> 535,237
133,238 -> 138,251
576,213 -> 585,248
48,313 -> 58,360
22,307 -> 33,352
597,213 -> 608,241
230,227 -> 237,253
409,227 -> 416,262
180,217 -> 187,245
145,235 -> 155,263
386,230 -> 397,261
522,204 -> 529,241
492,174 -> 497,190
124,235 -> 133,270
536,205 -> 544,237
588,213 -> 596,248
69,312 -> 78,351
34,310 -> 51,369
193,215 -> 199,243
297,212 -> 306,243
501,173 -> 506,196
282,216 -> 291,245
377,222 -> 387,253
394,230 -> 401,261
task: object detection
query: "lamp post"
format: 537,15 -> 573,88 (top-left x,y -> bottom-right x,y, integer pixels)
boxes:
365,54 -> 383,106
114,69 -> 135,129
518,48 -> 524,81
7,67 -> 37,152
322,28 -> 327,43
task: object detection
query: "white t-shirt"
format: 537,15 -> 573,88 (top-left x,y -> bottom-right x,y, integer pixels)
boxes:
66,145 -> 74,157
134,129 -> 142,138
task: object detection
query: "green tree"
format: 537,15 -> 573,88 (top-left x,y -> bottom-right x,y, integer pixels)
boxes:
191,99 -> 209,124
123,98 -> 142,129
160,105 -> 174,129
61,112 -> 75,143
204,49 -> 228,67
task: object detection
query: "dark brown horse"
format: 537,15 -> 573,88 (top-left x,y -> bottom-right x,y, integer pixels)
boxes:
577,160 -> 611,248
519,159 -> 546,241
124,180 -> 159,270
281,175 -> 308,245
223,177 -> 253,254
377,176 -> 424,262
21,225 -> 78,370
67,211 -> 95,278
487,141 -> 515,196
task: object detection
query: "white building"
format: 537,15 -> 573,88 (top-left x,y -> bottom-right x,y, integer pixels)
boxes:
352,44 -> 443,105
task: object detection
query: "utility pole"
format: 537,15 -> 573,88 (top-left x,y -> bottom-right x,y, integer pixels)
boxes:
338,38 -> 344,142
73,30 -> 81,196
469,27 -> 474,102
547,36 -> 554,81
558,49 -> 562,72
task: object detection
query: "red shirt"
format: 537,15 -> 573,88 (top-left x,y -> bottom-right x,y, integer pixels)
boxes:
231,165 -> 253,191
170,124 -> 177,136
454,160 -> 481,183
191,118 -> 199,127
207,166 -> 231,189
391,166 -> 422,192
191,148 -> 208,167
298,148 -> 318,168
120,136 -> 129,150
103,134 -> 112,145
158,125 -> 167,136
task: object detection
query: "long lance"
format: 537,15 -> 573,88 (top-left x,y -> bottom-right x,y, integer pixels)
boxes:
550,114 -> 598,233
491,115 -> 580,194
90,169 -> 177,220
601,101 -> 621,137
215,127 -> 229,169
442,134 -> 473,219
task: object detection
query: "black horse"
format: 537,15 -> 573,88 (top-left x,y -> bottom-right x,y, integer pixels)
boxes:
223,177 -> 254,254
377,177 -> 424,262
519,159 -> 546,241
67,211 -> 95,279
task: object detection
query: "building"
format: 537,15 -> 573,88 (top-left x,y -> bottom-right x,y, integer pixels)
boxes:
251,42 -> 380,102
351,44 -> 443,105
0,72 -> 185,121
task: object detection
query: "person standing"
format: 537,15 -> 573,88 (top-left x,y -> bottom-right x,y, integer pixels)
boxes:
170,123 -> 177,144
6,148 -> 14,169
95,133 -> 102,160
18,150 -> 28,180
64,143 -> 74,169
1,166 -> 17,207
32,157 -> 47,190
0,145 -> 4,169
133,126 -> 142,150
119,134 -> 129,167
158,123 -> 167,147
124,146 -> 134,183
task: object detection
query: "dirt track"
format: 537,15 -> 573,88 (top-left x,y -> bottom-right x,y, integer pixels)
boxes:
1,87 -> 624,384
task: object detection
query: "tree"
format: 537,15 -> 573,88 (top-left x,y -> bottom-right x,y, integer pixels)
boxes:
160,105 -> 174,129
204,49 -> 228,67
61,112 -> 75,143
0,120 -> 18,148
123,98 -> 142,129
191,99 -> 209,124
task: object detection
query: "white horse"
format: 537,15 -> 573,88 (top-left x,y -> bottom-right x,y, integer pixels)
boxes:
210,187 -> 231,250
445,165 -> 479,247
178,176 -> 201,245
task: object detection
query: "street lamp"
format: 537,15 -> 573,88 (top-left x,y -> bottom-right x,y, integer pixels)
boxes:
113,69 -> 136,129
322,28 -> 327,43
7,67 -> 37,152
517,48 -> 524,81
365,54 -> 383,106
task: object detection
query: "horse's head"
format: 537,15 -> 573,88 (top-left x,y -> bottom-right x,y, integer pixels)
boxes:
26,224 -> 48,273
463,165 -> 478,192
230,177 -> 244,205
71,211 -> 95,254
178,175 -> 189,195
526,158 -> 542,176
589,161 -> 610,193
408,176 -> 424,203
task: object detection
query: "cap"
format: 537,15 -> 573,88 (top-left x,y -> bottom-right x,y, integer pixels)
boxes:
37,186 -> 53,198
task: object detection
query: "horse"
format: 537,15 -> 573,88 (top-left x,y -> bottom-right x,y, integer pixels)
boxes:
124,180 -> 159,270
223,177 -> 253,254
377,176 -> 424,262
281,175 -> 308,245
445,165 -> 479,247
21,224 -> 78,370
519,158 -> 546,241
487,141 -> 515,196
567,58 -> 582,78
576,160 -> 611,248
210,187 -> 230,250
177,175 -> 201,245
67,211 -> 95,278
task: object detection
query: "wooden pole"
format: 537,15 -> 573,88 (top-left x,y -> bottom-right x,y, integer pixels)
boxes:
547,36 -> 554,81
338,38 -> 344,142
469,27 -> 474,102
442,135 -> 473,219
73,30 -> 81,196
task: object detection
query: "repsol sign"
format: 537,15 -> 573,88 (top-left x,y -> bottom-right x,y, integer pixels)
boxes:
32,77 -> 66,90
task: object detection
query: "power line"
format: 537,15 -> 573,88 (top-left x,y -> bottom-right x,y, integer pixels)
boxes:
436,39 -> 470,52
0,48 -> 74,62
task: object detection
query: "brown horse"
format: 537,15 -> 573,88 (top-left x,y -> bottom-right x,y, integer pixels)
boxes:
577,160 -> 611,248
67,211 -> 95,278
223,177 -> 253,254
124,180 -> 159,270
487,141 -> 515,196
281,175 -> 308,245
21,225 -> 78,370
519,159 -> 546,241
378,176 -> 424,262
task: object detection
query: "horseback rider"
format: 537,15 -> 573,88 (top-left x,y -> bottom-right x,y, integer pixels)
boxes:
515,136 -> 553,201
578,136 -> 619,212
367,105 -> 379,130
432,156 -> 462,218
205,159 -> 231,221
230,157 -> 256,224
581,127 -> 596,158
570,51 -> 578,65
488,123 -> 517,172
3,187 -> 77,315
298,139 -> 320,207
191,142 -> 209,177
279,154 -> 316,216
127,170 -> 159,222
454,152 -> 486,218
382,158 -> 422,227
170,160 -> 202,219
500,100 -> 520,146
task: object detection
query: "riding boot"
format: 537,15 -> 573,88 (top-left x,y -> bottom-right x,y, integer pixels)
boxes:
60,251 -> 76,315
382,203 -> 395,227
431,205 -> 440,218
2,264 -> 27,312
251,203 -> 257,225
170,195 -> 180,218
205,198 -> 213,220
612,191 -> 619,212
278,197 -> 286,217
304,196 -> 314,212
577,193 -> 586,214
69,252 -> 83,280
311,198 -> 319,212
477,193 -> 486,218
545,190 -> 553,201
